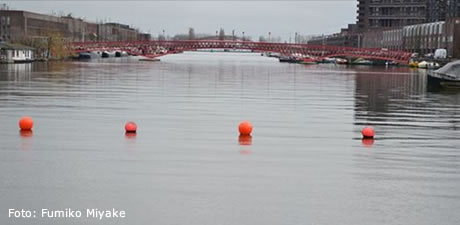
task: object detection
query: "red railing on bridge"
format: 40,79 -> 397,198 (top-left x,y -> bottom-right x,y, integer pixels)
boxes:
70,40 -> 413,64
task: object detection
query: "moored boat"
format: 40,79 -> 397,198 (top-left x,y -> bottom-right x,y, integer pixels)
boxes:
78,52 -> 92,59
279,56 -> 302,63
139,57 -> 160,62
301,58 -> 318,65
101,51 -> 110,58
335,58 -> 348,64
427,60 -> 460,87
351,58 -> 373,65
320,57 -> 336,64
418,61 -> 441,69
409,61 -> 419,68
267,52 -> 281,58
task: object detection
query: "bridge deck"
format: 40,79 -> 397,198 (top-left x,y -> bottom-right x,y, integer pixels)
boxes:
70,40 -> 413,64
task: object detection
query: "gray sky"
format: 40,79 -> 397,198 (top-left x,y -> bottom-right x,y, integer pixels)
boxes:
3,1 -> 357,41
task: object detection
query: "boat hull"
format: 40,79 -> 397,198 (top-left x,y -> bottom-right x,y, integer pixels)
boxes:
279,58 -> 301,63
78,53 -> 91,59
428,72 -> 460,87
101,52 -> 110,58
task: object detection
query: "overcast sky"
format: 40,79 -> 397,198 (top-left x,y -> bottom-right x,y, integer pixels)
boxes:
2,1 -> 357,40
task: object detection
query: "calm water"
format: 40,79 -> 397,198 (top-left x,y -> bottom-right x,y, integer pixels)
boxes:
1,52 -> 459,225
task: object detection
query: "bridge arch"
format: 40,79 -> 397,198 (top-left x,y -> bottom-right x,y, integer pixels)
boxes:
70,40 -> 413,64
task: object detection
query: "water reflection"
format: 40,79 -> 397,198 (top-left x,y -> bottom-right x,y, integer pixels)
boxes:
238,135 -> 252,146
0,53 -> 459,225
351,65 -> 460,218
19,130 -> 33,138
19,130 -> 33,151
361,138 -> 374,148
125,132 -> 137,139
353,66 -> 460,135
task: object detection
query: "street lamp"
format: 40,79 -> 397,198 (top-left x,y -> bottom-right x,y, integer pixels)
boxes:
242,31 -> 245,41
295,32 -> 298,44
268,32 -> 271,42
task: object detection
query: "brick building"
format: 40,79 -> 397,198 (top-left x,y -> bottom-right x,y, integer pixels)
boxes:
0,10 -> 150,43
0,10 -> 94,42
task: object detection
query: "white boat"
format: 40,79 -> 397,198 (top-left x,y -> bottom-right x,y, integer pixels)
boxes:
418,61 -> 428,68
428,60 -> 460,86
419,61 -> 440,69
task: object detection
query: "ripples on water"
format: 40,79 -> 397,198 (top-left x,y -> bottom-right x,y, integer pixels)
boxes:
0,52 -> 459,225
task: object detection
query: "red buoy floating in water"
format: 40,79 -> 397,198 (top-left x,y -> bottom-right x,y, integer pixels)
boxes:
125,121 -> 137,133
19,116 -> 34,131
362,127 -> 375,139
239,121 -> 253,135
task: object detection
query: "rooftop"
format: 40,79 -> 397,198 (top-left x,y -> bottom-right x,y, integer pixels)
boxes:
0,42 -> 35,50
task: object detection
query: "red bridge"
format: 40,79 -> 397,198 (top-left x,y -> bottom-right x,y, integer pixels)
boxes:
70,40 -> 413,64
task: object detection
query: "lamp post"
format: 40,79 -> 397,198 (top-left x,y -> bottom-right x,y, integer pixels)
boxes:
295,32 -> 298,44
242,31 -> 245,41
269,32 -> 271,42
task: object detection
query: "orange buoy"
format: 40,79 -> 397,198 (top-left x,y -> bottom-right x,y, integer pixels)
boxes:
362,127 -> 375,139
19,116 -> 34,131
125,121 -> 137,133
239,121 -> 253,135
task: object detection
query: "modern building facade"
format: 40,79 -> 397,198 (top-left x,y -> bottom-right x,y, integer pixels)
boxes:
446,0 -> 460,17
358,0 -> 460,30
309,0 -> 460,58
357,0 -> 428,30
362,18 -> 460,58
427,0 -> 460,22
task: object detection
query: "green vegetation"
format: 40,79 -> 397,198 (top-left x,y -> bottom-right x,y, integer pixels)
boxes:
17,31 -> 71,60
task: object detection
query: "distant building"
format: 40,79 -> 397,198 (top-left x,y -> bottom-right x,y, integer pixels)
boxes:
357,0 -> 428,30
308,24 -> 361,47
427,0 -> 460,22
0,10 -> 95,42
0,42 -> 34,63
308,34 -> 360,48
0,9 -> 149,43
361,17 -> 460,58
98,23 -> 138,42
137,32 -> 151,41
446,0 -> 460,18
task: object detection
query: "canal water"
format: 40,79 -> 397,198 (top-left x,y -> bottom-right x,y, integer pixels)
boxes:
0,52 -> 459,225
